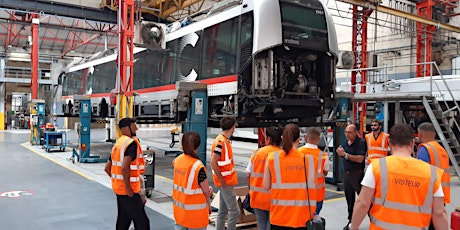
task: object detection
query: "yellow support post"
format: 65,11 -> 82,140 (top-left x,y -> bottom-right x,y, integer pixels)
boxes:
0,112 -> 4,130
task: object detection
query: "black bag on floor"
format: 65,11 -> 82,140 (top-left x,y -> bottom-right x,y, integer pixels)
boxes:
242,193 -> 254,214
306,218 -> 326,230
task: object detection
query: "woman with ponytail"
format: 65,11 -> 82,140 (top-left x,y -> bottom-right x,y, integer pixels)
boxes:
172,132 -> 213,230
263,124 -> 318,229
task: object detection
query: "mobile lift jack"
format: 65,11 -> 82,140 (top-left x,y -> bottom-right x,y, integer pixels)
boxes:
71,96 -> 108,163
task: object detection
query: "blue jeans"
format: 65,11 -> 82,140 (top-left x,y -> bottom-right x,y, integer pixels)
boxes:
174,222 -> 207,230
254,208 -> 270,230
216,186 -> 240,230
315,201 -> 324,215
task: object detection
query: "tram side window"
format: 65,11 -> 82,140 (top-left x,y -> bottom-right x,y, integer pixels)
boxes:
167,31 -> 203,81
62,71 -> 83,96
202,17 -> 238,79
133,50 -> 172,89
87,62 -> 117,94
239,12 -> 253,71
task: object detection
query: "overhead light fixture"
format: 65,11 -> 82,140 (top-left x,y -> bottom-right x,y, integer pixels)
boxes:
7,52 -> 30,62
68,47 -> 146,73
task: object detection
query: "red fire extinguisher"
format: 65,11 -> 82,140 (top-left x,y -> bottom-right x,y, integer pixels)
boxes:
452,207 -> 460,230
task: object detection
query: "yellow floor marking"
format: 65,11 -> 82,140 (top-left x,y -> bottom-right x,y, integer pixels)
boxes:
21,142 -> 94,181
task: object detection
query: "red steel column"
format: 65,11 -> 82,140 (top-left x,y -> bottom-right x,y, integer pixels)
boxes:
116,0 -> 135,137
31,14 -> 39,100
416,0 -> 436,78
351,5 -> 373,134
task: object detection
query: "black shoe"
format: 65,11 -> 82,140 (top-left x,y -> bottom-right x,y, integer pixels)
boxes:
343,222 -> 351,230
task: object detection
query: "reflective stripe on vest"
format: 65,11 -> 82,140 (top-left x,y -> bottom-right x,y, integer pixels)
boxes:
271,151 -> 316,190
173,160 -> 204,195
172,199 -> 207,210
112,174 -> 140,182
367,133 -> 390,152
369,215 -> 428,230
216,138 -> 231,167
316,151 -> 325,178
425,143 -> 442,168
373,158 -> 436,216
250,186 -> 269,193
111,138 -> 140,183
213,167 -> 235,176
316,151 -> 326,189
424,142 -> 451,204
251,172 -> 264,178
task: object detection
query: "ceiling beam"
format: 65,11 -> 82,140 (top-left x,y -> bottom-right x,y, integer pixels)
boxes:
0,0 -> 118,24
337,0 -> 460,33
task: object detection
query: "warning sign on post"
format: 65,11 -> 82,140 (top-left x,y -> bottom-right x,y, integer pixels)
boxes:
195,98 -> 203,115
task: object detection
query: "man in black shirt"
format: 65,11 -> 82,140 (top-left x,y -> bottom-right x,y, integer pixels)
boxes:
336,124 -> 366,230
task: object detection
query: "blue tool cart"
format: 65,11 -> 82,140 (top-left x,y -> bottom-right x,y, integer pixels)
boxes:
43,131 -> 67,152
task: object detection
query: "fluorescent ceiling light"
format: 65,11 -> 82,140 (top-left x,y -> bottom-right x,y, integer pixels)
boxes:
67,47 -> 146,73
8,52 -> 30,59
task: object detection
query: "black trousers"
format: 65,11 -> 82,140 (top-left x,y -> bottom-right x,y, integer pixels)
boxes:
116,193 -> 150,230
343,170 -> 364,221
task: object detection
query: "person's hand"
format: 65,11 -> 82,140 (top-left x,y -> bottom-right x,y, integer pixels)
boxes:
208,206 -> 212,214
208,186 -> 213,195
220,180 -> 228,188
126,187 -> 134,197
336,146 -> 345,157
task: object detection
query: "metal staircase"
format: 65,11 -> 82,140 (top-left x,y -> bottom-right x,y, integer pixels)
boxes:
422,96 -> 460,178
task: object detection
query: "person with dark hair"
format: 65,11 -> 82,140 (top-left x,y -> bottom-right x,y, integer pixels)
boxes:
210,117 -> 239,230
298,127 -> 328,221
172,131 -> 213,230
104,118 -> 150,230
365,119 -> 390,164
336,124 -> 366,230
417,122 -> 451,230
246,126 -> 283,230
350,124 -> 448,230
263,124 -> 317,229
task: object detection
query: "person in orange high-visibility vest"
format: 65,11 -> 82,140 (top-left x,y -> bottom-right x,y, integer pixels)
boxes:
365,119 -> 390,164
264,124 -> 317,229
210,117 -> 239,230
417,122 -> 451,230
298,127 -> 329,220
350,124 -> 447,230
172,131 -> 213,230
246,126 -> 283,230
104,118 -> 150,230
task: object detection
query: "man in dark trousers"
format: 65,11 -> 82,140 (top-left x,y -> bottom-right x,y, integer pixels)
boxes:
104,118 -> 150,230
336,124 -> 366,230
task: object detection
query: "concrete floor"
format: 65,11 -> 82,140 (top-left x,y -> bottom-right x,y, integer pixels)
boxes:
1,128 -> 458,229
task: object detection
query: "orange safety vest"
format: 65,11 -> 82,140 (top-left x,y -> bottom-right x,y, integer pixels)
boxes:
298,146 -> 327,201
110,135 -> 142,195
211,134 -> 238,187
421,141 -> 451,204
133,138 -> 145,174
366,132 -> 390,162
267,149 -> 317,228
370,156 -> 443,229
249,145 -> 282,211
172,154 -> 208,229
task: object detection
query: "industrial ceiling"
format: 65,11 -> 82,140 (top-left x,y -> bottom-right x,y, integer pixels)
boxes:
0,0 -> 221,63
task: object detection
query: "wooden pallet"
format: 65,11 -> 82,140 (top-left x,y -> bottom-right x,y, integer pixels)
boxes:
209,212 -> 257,229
